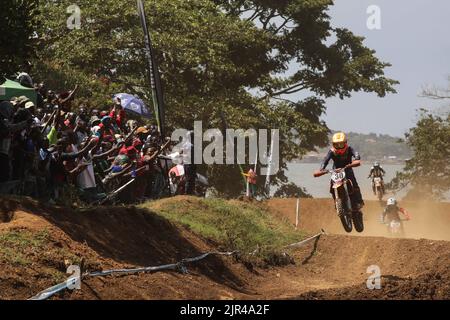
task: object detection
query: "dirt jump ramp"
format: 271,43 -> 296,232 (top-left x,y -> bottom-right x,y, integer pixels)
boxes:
0,196 -> 448,300
259,198 -> 450,299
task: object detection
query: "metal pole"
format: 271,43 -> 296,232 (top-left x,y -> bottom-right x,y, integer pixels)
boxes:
137,0 -> 165,137
284,229 -> 326,249
246,180 -> 250,197
264,130 -> 275,197
295,198 -> 299,229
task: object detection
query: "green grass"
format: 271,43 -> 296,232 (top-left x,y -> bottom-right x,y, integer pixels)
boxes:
0,228 -> 82,280
144,198 -> 305,265
0,229 -> 50,266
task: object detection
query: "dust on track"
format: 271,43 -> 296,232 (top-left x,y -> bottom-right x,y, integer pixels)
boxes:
0,196 -> 448,300
266,198 -> 450,241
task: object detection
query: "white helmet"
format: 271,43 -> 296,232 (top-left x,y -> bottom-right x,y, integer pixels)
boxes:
387,198 -> 397,206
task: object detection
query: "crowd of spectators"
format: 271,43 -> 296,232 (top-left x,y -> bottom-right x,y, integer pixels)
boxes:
0,73 -> 191,205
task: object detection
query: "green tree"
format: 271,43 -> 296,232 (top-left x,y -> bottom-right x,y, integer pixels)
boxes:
34,0 -> 397,196
214,0 -> 398,99
389,110 -> 450,200
273,182 -> 312,198
0,0 -> 40,81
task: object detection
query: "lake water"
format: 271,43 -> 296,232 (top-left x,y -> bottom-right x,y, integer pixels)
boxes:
282,163 -> 406,200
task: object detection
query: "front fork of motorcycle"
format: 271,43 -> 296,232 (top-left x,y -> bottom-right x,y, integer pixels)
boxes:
334,187 -> 339,211
343,182 -> 352,213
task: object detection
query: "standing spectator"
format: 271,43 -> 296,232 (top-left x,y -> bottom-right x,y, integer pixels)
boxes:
182,130 -> 196,195
96,116 -> 115,139
16,62 -> 34,88
57,85 -> 78,112
77,105 -> 90,123
76,137 -> 105,202
110,98 -> 126,131
243,168 -> 258,199
11,99 -> 34,180
0,101 -> 30,182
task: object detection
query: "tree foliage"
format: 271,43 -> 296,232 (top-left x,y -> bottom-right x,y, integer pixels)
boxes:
31,0 -> 397,196
273,182 -> 312,198
214,0 -> 398,99
0,0 -> 40,80
388,110 -> 450,200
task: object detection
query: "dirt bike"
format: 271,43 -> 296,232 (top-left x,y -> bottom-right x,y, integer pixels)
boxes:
382,217 -> 406,237
314,169 -> 364,233
373,177 -> 384,201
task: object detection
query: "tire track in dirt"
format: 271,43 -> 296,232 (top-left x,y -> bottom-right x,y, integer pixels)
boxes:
257,198 -> 450,299
0,196 -> 448,299
246,234 -> 449,299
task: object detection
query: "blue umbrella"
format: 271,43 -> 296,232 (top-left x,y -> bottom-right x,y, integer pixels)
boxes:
113,93 -> 152,119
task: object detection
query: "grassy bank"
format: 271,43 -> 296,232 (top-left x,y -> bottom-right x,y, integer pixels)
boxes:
143,197 -> 304,265
0,228 -> 84,284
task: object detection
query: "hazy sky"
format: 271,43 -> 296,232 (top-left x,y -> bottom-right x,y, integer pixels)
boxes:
290,0 -> 450,137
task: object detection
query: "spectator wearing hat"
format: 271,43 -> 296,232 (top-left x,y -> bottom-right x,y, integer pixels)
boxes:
97,116 -> 115,139
24,101 -> 42,126
90,115 -> 101,128
126,120 -> 138,133
17,72 -> 34,88
134,126 -> 149,150
12,96 -> 30,110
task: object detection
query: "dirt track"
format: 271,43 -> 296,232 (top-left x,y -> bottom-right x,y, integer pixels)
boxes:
0,196 -> 448,300
266,198 -> 450,241
260,198 -> 450,299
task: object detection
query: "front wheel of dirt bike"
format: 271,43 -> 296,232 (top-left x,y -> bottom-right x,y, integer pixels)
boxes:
336,198 -> 353,233
352,211 -> 364,233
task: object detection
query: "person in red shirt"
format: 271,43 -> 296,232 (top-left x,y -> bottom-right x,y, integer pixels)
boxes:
109,98 -> 126,130
380,198 -> 411,223
96,116 -> 115,139
119,145 -> 139,159
243,168 -> 258,198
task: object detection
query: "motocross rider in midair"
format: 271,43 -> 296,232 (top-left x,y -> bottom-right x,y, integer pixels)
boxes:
368,162 -> 386,195
314,132 -> 365,211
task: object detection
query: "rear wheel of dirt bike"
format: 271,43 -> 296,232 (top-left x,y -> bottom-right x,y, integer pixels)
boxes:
352,211 -> 364,232
376,188 -> 383,201
336,199 -> 353,233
